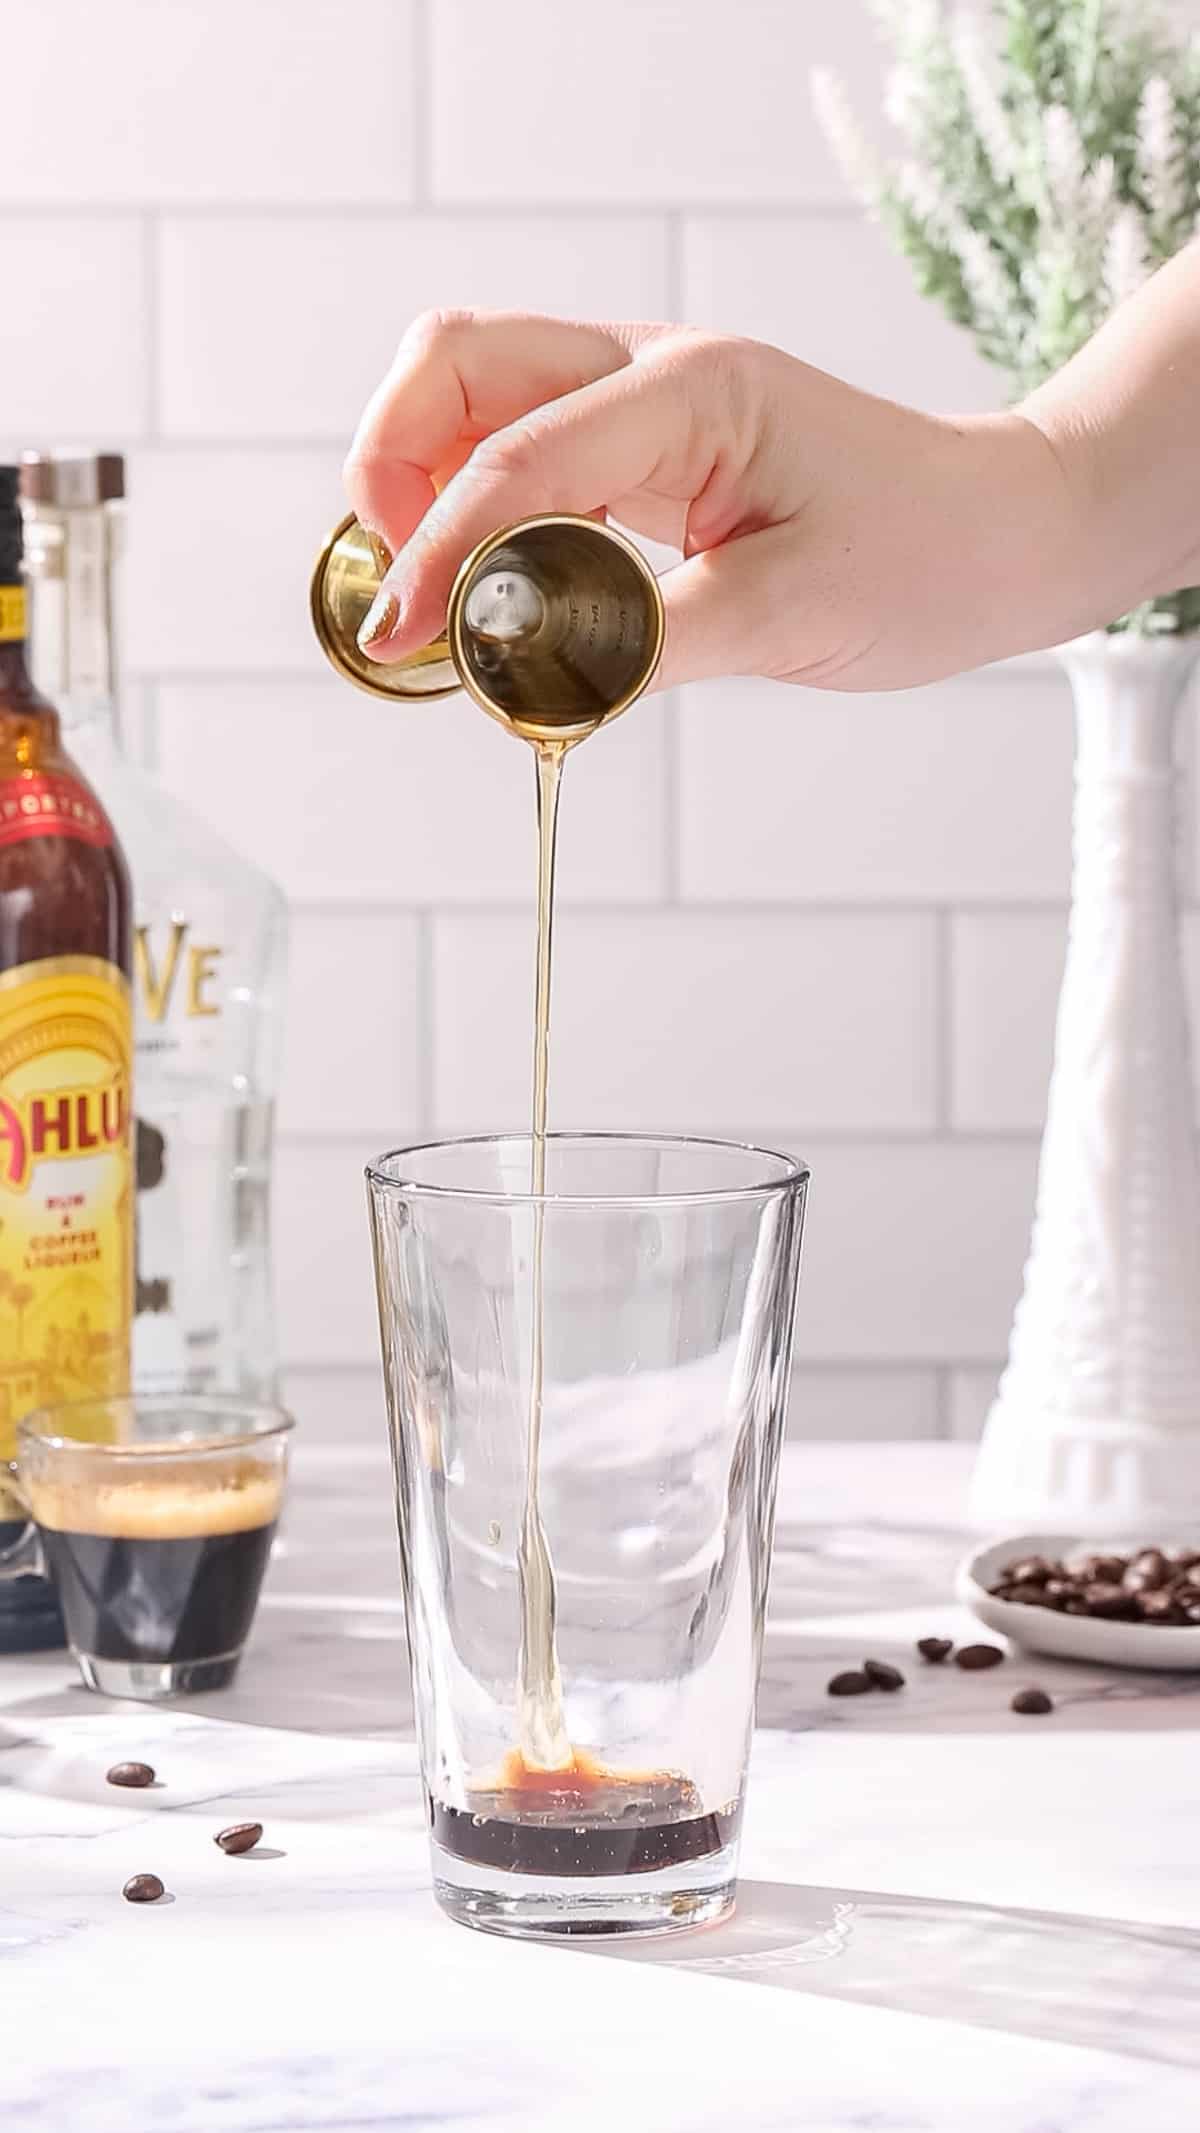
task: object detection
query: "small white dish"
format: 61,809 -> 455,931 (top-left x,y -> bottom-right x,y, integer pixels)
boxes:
956,1532 -> 1200,1671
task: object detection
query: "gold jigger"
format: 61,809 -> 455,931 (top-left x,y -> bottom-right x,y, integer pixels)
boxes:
310,512 -> 665,747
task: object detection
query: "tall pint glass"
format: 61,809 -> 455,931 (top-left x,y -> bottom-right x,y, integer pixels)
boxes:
367,1133 -> 808,1940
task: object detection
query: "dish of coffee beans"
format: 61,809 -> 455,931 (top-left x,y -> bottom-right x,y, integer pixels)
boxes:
957,1531 -> 1200,1670
989,1545 -> 1200,1624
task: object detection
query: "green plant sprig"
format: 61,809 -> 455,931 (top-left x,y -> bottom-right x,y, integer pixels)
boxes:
814,0 -> 1200,634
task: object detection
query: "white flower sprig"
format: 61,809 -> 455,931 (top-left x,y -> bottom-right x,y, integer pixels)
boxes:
812,0 -> 1200,633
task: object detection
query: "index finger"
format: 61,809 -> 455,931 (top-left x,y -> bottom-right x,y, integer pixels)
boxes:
343,310 -> 649,552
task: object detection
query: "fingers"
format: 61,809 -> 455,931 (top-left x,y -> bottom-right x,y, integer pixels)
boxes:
344,310 -> 645,553
357,333 -> 750,661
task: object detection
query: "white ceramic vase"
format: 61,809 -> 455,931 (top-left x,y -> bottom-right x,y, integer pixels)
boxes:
969,630 -> 1200,1534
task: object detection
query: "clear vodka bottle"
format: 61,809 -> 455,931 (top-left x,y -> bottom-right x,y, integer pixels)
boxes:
21,454 -> 286,1400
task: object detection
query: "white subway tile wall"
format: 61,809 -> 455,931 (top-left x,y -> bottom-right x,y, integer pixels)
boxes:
10,0 -> 1189,1442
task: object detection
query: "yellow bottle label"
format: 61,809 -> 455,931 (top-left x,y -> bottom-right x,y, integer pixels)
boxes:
0,956 -> 133,1461
0,587 -> 26,643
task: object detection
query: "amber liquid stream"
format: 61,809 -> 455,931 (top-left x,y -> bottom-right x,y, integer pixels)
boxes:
514,738 -> 572,1770
440,581 -> 714,1871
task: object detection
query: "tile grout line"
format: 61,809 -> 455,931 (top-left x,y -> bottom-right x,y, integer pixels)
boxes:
276,1123 -> 1042,1151
0,198 -> 868,223
280,1356 -> 1000,1380
660,693 -> 681,903
657,207 -> 684,909
142,211 -> 161,441
934,906 -> 953,1133
139,678 -> 160,776
1179,672 -> 1197,902
934,1366 -> 952,1441
411,0 -> 432,206
664,209 -> 684,318
127,655 -> 1066,693
415,909 -> 436,1133
278,893 -> 1073,921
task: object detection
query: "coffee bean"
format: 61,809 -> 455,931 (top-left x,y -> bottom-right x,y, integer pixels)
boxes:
122,1873 -> 165,1903
916,1637 -> 953,1663
862,1659 -> 905,1691
1184,1601 -> 1200,1624
1123,1549 -> 1168,1594
215,1821 -> 263,1856
1081,1581 -> 1136,1619
107,1761 -> 155,1789
954,1643 -> 1005,1670
827,1670 -> 872,1697
1006,1556 -> 1051,1586
1007,1581 -> 1055,1609
1137,1590 -> 1185,1623
1075,1554 -> 1126,1584
1011,1688 -> 1053,1716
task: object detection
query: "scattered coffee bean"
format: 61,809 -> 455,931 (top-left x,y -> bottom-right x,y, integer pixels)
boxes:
827,1669 -> 872,1697
955,1643 -> 1005,1670
215,1821 -> 263,1856
1011,1687 -> 1054,1716
916,1637 -> 953,1663
862,1659 -> 905,1692
106,1762 -> 155,1789
122,1873 -> 165,1903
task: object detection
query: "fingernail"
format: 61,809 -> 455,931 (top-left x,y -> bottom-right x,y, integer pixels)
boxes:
357,590 -> 400,652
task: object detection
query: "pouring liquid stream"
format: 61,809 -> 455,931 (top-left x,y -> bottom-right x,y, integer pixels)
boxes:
455,723 -> 730,1865
515,736 -> 573,1771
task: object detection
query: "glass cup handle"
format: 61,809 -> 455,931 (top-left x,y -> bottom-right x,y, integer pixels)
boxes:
0,1463 -> 44,1580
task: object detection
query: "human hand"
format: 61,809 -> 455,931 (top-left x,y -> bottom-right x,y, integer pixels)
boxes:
344,310 -> 1079,693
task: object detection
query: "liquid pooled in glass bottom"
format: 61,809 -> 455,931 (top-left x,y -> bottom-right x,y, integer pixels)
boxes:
431,1747 -> 739,1878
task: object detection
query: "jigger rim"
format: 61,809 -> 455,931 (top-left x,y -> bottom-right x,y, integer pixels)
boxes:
366,1130 -> 809,1209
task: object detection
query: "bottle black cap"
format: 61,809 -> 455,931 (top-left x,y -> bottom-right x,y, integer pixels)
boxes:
0,465 -> 22,585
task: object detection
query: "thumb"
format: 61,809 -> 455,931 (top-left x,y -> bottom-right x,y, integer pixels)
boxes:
654,521 -> 804,692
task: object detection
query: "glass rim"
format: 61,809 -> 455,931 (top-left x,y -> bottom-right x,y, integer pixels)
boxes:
15,1394 -> 295,1461
365,1130 -> 810,1209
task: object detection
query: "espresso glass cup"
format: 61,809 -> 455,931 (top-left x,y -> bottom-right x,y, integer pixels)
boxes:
367,1132 -> 808,1941
0,1395 -> 292,1698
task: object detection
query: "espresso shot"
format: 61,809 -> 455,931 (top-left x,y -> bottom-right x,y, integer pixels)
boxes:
31,1464 -> 281,1694
6,1395 -> 293,1700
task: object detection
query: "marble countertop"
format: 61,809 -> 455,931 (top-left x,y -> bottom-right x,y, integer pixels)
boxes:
3,1439 -> 1198,2132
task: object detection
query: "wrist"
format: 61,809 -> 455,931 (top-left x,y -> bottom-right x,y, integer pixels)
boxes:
950,407 -> 1102,661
